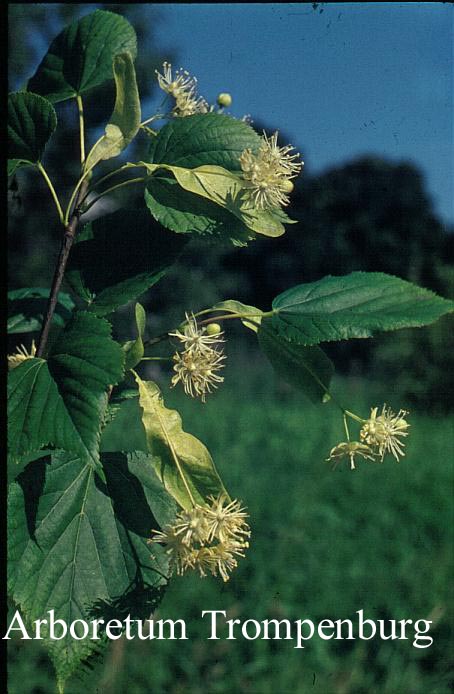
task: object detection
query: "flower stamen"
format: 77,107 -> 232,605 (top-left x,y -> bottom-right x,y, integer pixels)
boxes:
326,441 -> 378,470
169,313 -> 226,402
7,340 -> 37,370
360,405 -> 410,461
155,62 -> 209,117
239,131 -> 303,210
149,494 -> 250,581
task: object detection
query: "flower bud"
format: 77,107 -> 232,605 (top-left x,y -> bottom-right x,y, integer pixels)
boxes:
279,179 -> 294,193
206,322 -> 222,336
217,93 -> 232,108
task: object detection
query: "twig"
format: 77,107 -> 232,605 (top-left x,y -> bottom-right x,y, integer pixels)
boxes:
36,179 -> 89,357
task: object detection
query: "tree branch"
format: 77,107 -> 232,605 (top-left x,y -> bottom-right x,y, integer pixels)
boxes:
36,180 -> 89,358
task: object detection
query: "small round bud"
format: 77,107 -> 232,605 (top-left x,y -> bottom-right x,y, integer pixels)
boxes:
206,323 -> 222,336
217,93 -> 232,108
279,179 -> 294,193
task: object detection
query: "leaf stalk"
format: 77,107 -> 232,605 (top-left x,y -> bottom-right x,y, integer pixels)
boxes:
37,162 -> 64,224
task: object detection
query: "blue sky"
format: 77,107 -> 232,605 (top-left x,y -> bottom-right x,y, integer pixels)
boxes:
148,3 -> 453,226
19,3 -> 454,225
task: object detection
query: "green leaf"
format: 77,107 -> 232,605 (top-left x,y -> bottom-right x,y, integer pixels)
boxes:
257,324 -> 334,403
66,209 -> 187,315
270,206 -> 299,225
211,300 -> 264,332
27,10 -> 137,103
8,159 -> 25,176
100,396 -> 146,454
8,450 -> 176,687
123,303 -> 146,371
147,112 -> 261,170
143,163 -> 286,239
8,92 -> 57,168
8,288 -> 74,333
8,312 -> 124,467
268,272 -> 454,346
84,53 -> 140,172
143,112 -> 279,244
134,375 -> 227,509
144,176 -> 256,246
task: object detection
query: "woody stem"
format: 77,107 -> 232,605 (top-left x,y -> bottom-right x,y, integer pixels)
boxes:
36,179 -> 89,357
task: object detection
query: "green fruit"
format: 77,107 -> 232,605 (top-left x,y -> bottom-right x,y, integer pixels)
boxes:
206,322 -> 222,336
280,179 -> 294,193
217,93 -> 232,108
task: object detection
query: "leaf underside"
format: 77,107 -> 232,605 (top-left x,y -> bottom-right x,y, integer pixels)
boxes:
8,288 -> 74,333
258,324 -> 334,403
135,376 -> 228,509
145,177 -> 256,245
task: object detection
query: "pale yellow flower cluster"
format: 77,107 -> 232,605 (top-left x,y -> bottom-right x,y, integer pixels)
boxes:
169,314 -> 226,402
155,62 -> 209,117
149,494 -> 250,582
360,405 -> 410,461
326,405 -> 410,470
7,340 -> 37,370
240,131 -> 303,210
326,441 -> 376,471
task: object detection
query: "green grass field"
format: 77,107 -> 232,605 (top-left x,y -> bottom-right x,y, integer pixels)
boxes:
8,353 -> 454,693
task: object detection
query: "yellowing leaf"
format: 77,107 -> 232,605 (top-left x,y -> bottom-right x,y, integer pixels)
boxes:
211,299 -> 264,332
84,53 -> 140,172
134,374 -> 227,509
141,162 -> 285,237
171,164 -> 242,205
